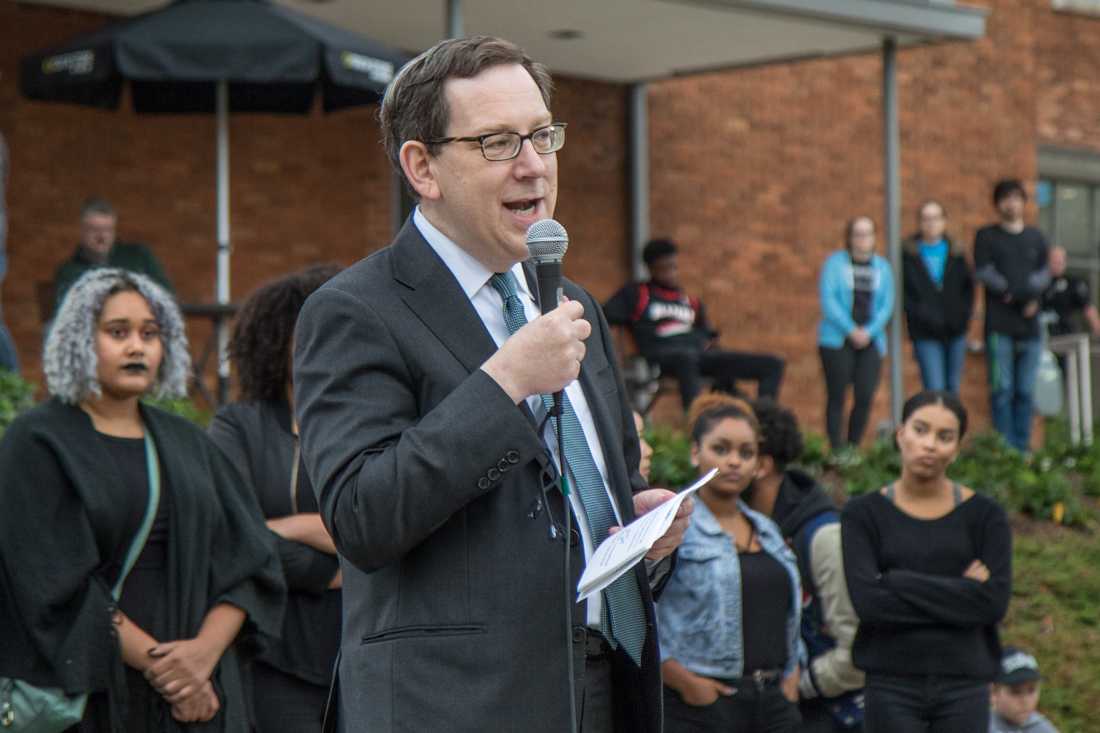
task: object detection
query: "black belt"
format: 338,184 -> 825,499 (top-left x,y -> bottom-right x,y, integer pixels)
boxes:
720,669 -> 784,691
573,626 -> 613,660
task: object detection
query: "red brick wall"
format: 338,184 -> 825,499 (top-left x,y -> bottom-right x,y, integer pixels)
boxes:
5,0 -> 1100,445
1036,4 -> 1100,151
0,0 -> 629,397
644,0 -> 1094,439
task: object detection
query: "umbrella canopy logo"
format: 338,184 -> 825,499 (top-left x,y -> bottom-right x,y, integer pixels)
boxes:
42,50 -> 95,76
339,52 -> 394,85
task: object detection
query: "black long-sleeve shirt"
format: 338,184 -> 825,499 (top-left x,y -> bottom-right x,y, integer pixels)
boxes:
209,399 -> 341,687
973,225 -> 1049,339
841,491 -> 1012,681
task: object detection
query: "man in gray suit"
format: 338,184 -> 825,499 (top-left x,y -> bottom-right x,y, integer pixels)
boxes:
294,36 -> 690,732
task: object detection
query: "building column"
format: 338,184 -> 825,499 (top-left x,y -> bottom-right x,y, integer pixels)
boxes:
883,36 -> 903,426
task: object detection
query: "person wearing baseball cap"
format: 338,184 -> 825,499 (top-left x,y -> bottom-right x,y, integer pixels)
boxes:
990,646 -> 1059,733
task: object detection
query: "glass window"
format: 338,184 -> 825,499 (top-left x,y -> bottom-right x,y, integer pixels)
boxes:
1038,179 -> 1055,239
1055,183 -> 1093,257
1039,177 -> 1100,266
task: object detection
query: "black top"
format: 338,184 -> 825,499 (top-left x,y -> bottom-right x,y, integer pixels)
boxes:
901,235 -> 975,341
208,400 -> 341,687
739,550 -> 791,672
851,261 -> 875,326
0,399 -> 284,733
1042,274 -> 1092,336
97,434 -> 169,599
603,281 -> 717,357
974,225 -> 1050,338
96,434 -> 173,733
841,491 -> 1012,681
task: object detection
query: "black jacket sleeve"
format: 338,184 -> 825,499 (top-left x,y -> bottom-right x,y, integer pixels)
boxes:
294,286 -> 548,573
603,283 -> 640,326
274,534 -> 340,595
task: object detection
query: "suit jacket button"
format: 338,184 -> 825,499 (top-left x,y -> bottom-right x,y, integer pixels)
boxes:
497,458 -> 510,472
487,467 -> 501,482
477,476 -> 491,490
572,625 -> 586,643
505,450 -> 521,464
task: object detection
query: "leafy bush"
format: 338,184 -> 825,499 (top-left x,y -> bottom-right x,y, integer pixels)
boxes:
646,424 -> 696,489
645,417 -> 1100,526
0,370 -> 36,433
141,395 -> 213,426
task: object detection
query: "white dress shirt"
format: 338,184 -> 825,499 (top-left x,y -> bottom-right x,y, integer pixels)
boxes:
414,207 -> 622,626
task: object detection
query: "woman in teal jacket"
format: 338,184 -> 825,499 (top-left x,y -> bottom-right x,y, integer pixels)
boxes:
817,216 -> 895,450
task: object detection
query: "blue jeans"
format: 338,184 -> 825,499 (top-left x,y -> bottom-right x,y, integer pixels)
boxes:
986,333 -> 1040,452
864,675 -> 988,733
912,337 -> 966,394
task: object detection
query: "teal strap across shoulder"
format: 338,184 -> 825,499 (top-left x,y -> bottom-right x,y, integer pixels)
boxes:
110,433 -> 161,600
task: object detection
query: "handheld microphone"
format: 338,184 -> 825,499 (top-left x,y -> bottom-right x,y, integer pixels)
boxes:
526,219 -> 569,315
526,219 -> 570,416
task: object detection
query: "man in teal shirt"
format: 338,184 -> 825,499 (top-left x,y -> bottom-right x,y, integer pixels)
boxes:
53,197 -> 173,314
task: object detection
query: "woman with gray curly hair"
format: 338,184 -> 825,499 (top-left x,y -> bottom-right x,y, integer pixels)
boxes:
0,269 -> 284,732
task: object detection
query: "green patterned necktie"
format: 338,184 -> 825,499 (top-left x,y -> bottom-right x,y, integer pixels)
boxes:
489,271 -> 646,665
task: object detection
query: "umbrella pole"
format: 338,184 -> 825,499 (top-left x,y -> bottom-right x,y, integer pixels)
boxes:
216,78 -> 231,404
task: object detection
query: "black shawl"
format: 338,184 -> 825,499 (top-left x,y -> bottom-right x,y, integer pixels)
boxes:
0,399 -> 285,732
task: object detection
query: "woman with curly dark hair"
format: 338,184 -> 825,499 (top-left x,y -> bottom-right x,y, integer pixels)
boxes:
747,399 -> 864,732
208,264 -> 341,732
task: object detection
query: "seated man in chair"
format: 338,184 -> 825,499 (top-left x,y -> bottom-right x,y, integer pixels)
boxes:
603,238 -> 784,411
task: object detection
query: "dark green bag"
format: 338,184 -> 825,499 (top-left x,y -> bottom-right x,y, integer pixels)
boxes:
1,435 -> 161,732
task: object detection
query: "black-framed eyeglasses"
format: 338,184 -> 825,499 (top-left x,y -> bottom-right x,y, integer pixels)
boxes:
427,123 -> 567,162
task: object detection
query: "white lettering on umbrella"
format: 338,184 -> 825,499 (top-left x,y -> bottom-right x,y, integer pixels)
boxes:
339,52 -> 394,84
42,50 -> 95,76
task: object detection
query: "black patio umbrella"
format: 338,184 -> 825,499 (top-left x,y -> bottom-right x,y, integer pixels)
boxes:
21,0 -> 410,398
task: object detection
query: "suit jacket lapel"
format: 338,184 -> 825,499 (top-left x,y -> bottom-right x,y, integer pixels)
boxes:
392,220 -> 541,430
392,220 -> 501,374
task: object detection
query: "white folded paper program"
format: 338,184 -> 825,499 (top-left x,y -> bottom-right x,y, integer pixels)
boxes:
577,467 -> 718,602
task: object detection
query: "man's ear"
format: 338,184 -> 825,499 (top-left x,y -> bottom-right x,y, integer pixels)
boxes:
399,140 -> 440,201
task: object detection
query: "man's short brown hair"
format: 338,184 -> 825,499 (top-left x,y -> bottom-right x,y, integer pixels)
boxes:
378,36 -> 553,195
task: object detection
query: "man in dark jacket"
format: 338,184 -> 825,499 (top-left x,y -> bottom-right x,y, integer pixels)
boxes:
294,36 -> 688,733
53,197 -> 173,313
748,399 -> 865,732
603,238 -> 784,410
1041,246 -> 1100,338
974,179 -> 1051,452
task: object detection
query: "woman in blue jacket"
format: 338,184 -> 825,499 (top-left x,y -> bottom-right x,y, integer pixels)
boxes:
817,216 -> 895,450
659,393 -> 802,733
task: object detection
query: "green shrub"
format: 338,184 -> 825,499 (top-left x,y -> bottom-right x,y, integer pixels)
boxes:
0,371 -> 36,433
643,417 -> 1100,526
646,424 -> 696,489
142,395 -> 212,427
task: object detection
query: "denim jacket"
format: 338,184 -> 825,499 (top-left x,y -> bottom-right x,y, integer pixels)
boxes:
657,498 -> 801,679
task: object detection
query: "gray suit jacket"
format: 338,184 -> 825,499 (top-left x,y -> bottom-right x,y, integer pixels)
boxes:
294,220 -> 663,732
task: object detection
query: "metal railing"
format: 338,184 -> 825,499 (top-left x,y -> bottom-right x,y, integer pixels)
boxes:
1048,333 -> 1094,445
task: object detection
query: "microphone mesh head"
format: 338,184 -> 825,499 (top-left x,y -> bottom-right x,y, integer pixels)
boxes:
526,219 -> 569,263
